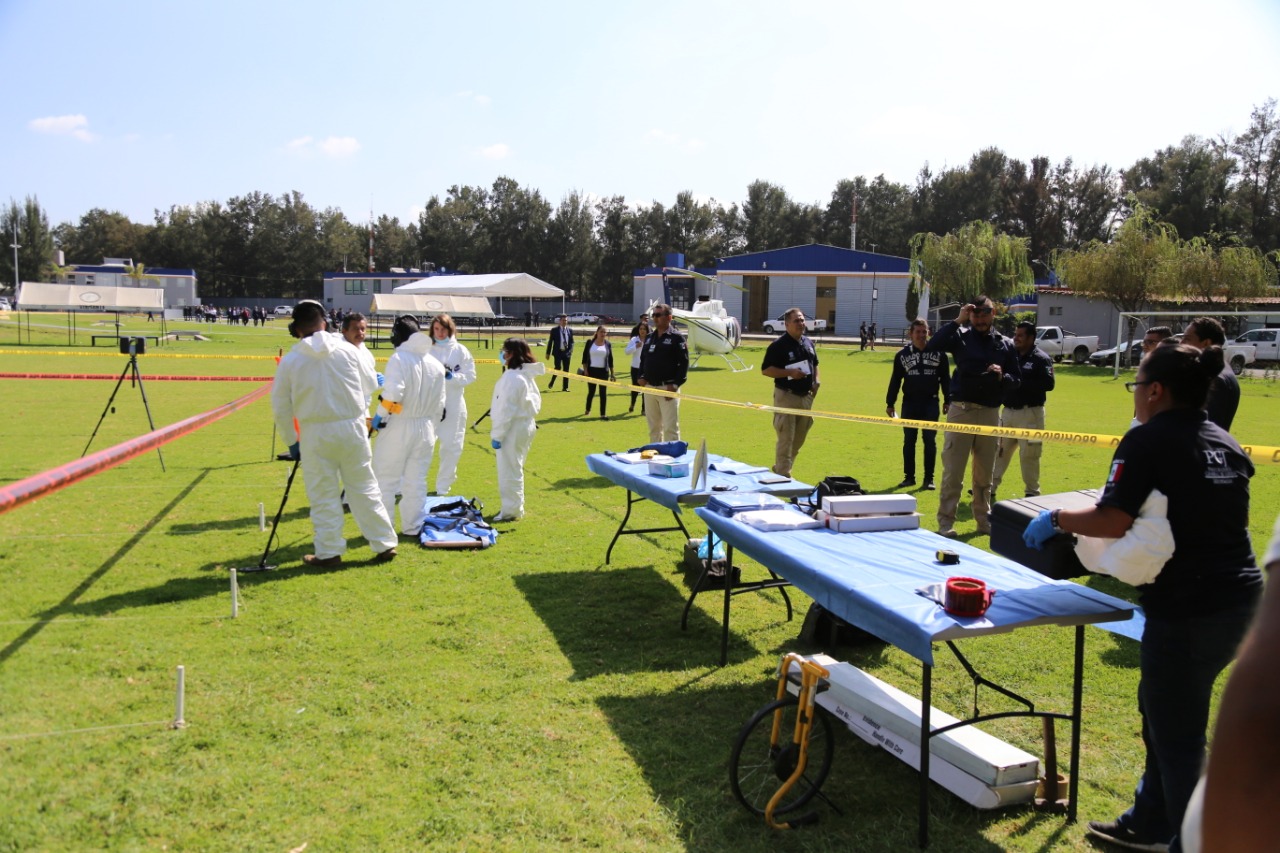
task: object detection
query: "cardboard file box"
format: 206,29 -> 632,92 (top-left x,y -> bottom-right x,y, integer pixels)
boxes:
786,654 -> 1040,790
822,494 -> 917,516
989,490 -> 1100,580
706,492 -> 785,517
647,457 -> 690,478
825,512 -> 921,533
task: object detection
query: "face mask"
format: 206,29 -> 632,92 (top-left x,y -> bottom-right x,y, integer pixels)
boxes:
500,351 -> 509,365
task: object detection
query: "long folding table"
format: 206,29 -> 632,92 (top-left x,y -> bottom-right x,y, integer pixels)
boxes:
695,509 -> 1136,847
585,452 -> 814,636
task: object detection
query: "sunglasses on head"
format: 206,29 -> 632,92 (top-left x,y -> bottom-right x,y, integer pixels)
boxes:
972,307 -> 993,315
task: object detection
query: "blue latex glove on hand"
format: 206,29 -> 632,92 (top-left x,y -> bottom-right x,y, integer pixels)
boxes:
288,442 -> 301,461
376,372 -> 385,387
370,415 -> 386,434
490,439 -> 502,450
445,369 -> 454,380
1022,510 -> 1056,551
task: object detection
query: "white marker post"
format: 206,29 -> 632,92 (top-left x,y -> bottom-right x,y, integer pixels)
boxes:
230,569 -> 239,618
259,502 -> 266,532
171,665 -> 187,729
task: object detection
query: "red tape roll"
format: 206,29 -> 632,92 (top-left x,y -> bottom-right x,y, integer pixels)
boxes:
944,576 -> 993,617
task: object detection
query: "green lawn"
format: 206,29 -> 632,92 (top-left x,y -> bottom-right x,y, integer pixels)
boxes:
1,314 -> 1277,851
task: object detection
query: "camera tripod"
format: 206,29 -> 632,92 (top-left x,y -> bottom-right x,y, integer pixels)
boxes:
82,350 -> 165,471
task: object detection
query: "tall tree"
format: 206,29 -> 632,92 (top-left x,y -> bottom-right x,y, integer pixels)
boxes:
909,220 -> 1033,305
2,196 -> 55,289
53,207 -> 147,266
1123,136 -> 1239,241
1054,201 -> 1181,350
546,190 -> 602,299
1230,98 -> 1280,251
1159,237 -> 1277,320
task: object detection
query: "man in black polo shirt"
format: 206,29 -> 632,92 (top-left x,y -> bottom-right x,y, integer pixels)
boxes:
761,307 -> 821,477
925,296 -> 1021,537
1181,317 -> 1239,431
638,303 -> 689,442
886,319 -> 950,490
992,320 -> 1055,499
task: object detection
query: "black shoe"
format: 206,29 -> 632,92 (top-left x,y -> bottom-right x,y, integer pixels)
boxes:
896,478 -> 916,489
1085,819 -> 1169,852
923,481 -> 936,490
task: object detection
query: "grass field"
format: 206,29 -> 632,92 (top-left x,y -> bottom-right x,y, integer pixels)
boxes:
1,313 -> 1277,851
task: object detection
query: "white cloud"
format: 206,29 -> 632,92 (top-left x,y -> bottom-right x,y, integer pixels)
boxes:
29,114 -> 95,142
643,128 -> 703,153
318,136 -> 361,158
283,135 -> 361,158
479,143 -> 510,160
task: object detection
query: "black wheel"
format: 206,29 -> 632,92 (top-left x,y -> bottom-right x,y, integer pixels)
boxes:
1231,355 -> 1245,375
729,695 -> 835,817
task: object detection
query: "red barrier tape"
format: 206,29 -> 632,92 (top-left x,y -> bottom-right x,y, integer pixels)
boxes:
0,382 -> 273,516
0,373 -> 275,381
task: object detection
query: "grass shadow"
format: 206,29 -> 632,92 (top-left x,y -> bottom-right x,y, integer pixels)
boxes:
595,683 -> 1015,852
168,506 -> 309,534
514,566 -> 766,678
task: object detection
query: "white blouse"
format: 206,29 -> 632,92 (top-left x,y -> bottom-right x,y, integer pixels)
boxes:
588,341 -> 610,369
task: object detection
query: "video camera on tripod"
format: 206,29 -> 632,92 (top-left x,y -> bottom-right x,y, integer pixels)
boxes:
81,335 -> 165,470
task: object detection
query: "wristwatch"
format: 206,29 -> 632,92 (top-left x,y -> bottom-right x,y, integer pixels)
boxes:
1050,508 -> 1064,534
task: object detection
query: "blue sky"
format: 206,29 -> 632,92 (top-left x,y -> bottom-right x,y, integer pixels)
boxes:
3,0 -> 1279,229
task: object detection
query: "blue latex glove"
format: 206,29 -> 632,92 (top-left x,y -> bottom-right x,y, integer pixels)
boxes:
370,415 -> 386,434
445,369 -> 454,380
490,439 -> 502,450
376,372 -> 385,387
1022,510 -> 1056,551
287,442 -> 301,461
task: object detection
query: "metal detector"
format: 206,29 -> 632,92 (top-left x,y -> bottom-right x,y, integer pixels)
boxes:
82,336 -> 165,471
239,457 -> 301,573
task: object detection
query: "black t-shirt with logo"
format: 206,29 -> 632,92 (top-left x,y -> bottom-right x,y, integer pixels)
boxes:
762,333 -> 818,394
1098,408 -> 1260,616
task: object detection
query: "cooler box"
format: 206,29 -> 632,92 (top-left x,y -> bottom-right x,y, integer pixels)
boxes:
989,490 -> 1100,580
706,492 -> 786,517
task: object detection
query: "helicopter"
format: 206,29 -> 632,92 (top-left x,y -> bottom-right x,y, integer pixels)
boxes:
656,267 -> 752,372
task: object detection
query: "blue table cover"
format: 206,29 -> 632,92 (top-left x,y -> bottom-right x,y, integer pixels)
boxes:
586,453 -> 813,512
696,508 -> 1136,665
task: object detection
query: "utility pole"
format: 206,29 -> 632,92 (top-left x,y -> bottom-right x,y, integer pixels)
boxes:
850,192 -> 858,250
9,221 -> 20,294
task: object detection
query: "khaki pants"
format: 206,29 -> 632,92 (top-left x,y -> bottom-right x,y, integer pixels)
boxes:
772,387 -> 815,477
992,405 -> 1045,497
937,401 -> 1000,534
645,391 -> 680,442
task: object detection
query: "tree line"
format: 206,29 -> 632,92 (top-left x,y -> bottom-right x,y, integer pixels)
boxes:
4,100 -> 1278,303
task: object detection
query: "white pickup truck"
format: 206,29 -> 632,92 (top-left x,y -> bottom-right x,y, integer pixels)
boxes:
1224,342 -> 1257,375
1234,328 -> 1279,362
1035,326 -> 1099,364
761,313 -> 827,334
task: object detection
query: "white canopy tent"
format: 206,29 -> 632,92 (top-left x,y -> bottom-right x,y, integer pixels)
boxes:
392,273 -> 565,318
368,293 -> 494,319
18,281 -> 164,311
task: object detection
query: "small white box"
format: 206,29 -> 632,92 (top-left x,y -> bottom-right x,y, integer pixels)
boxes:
648,457 -> 690,478
826,512 -> 921,533
822,494 -> 918,516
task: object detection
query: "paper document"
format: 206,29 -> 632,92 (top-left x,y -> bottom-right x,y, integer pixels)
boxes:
612,452 -> 649,464
709,461 -> 769,475
785,360 -> 812,375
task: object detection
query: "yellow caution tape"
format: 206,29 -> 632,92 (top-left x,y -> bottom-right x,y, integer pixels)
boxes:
543,367 -> 1280,466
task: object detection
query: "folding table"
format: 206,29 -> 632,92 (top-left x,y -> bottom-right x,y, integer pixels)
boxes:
696,509 -> 1136,847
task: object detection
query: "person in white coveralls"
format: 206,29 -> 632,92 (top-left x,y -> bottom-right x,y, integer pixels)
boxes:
371,315 -> 447,535
489,338 -> 544,522
425,313 -> 476,496
271,301 -> 398,566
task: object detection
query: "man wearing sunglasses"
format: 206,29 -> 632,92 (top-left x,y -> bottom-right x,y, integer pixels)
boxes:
925,296 -> 1021,538
637,304 -> 689,442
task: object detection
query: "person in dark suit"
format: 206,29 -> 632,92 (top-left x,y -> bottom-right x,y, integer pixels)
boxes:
545,314 -> 574,391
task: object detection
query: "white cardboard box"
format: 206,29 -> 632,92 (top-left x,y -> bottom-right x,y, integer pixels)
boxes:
825,512 -> 921,533
787,655 -> 1040,788
822,494 -> 918,516
648,458 -> 690,478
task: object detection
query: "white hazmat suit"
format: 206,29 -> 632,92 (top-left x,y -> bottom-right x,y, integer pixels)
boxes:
490,361 -> 545,520
372,331 -> 447,535
427,335 -> 477,495
271,331 -> 397,559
